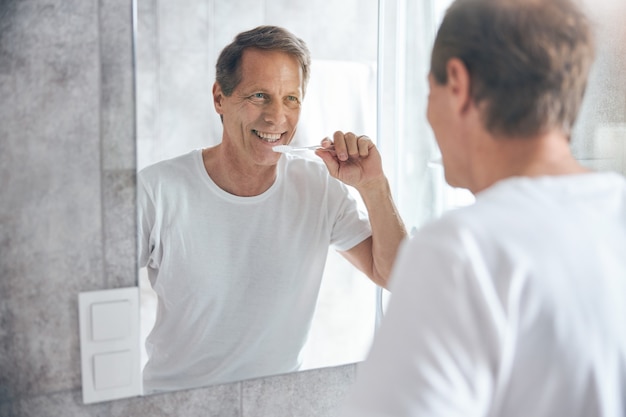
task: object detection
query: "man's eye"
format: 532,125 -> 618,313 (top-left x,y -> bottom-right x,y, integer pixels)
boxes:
285,96 -> 301,108
247,93 -> 267,103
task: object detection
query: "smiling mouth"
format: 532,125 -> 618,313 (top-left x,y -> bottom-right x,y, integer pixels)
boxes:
253,130 -> 283,143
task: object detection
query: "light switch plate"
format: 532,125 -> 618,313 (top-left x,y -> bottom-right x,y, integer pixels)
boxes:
78,287 -> 141,404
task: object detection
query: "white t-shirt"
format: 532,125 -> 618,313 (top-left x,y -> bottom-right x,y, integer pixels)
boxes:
138,149 -> 371,393
341,172 -> 626,417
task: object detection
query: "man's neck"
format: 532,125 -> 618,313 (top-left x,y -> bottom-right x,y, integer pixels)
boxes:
469,130 -> 590,194
202,145 -> 278,197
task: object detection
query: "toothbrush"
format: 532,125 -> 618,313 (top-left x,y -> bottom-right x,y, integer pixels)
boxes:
272,145 -> 333,153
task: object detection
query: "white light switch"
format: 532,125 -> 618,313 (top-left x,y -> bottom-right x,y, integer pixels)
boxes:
93,351 -> 132,389
78,287 -> 141,404
91,300 -> 130,341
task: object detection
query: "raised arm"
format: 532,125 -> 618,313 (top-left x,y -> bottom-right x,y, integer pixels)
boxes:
316,131 -> 407,289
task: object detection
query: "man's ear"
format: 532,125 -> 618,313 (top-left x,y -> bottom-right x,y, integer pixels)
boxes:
213,82 -> 225,115
445,58 -> 472,115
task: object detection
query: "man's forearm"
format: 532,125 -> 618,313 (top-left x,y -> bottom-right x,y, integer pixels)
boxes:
357,176 -> 407,287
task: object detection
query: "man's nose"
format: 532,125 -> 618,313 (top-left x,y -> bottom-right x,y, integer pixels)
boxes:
263,100 -> 287,124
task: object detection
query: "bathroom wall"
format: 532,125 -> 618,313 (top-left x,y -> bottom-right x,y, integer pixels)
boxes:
572,0 -> 626,174
0,0 -> 358,416
1,1 -> 624,417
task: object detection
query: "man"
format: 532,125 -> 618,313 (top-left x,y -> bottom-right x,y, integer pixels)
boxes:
340,0 -> 626,416
138,25 -> 406,393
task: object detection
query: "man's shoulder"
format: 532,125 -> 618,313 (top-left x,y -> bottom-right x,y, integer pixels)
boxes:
411,193 -> 511,252
139,150 -> 198,180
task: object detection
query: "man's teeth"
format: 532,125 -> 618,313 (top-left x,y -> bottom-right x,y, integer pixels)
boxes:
254,130 -> 281,142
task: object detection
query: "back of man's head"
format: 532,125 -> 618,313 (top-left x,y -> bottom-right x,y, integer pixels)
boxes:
430,0 -> 595,139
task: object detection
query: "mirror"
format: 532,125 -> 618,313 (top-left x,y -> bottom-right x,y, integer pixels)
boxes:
133,0 -> 625,399
135,0 -> 380,394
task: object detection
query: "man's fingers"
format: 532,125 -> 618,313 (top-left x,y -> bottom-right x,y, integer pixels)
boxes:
344,132 -> 360,158
333,131 -> 371,161
357,135 -> 372,157
332,131 -> 349,161
315,148 -> 339,176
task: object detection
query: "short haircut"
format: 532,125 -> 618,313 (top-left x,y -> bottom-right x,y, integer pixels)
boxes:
431,0 -> 595,138
216,25 -> 312,97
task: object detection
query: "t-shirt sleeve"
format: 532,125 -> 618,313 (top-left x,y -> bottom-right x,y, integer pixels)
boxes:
339,224 -> 503,417
327,180 -> 372,252
137,170 -> 158,269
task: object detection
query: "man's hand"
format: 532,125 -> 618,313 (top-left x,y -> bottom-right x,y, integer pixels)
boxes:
316,130 -> 407,288
315,131 -> 384,190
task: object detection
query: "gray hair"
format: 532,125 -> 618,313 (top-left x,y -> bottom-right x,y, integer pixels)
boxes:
216,25 -> 312,97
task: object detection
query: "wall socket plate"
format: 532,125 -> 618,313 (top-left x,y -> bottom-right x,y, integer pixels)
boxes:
78,287 -> 142,404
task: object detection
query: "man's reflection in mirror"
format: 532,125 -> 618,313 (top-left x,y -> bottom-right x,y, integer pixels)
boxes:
137,25 -> 407,394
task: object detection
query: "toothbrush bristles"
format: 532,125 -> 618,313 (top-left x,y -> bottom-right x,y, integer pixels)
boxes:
272,145 -> 321,153
272,145 -> 292,153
